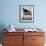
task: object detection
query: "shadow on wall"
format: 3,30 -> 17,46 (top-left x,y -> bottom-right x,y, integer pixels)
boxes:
0,24 -> 7,43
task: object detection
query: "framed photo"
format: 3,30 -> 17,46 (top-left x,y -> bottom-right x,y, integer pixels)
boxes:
19,5 -> 34,23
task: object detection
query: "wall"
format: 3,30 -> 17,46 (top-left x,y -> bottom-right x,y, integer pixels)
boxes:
0,0 -> 46,29
0,0 -> 46,43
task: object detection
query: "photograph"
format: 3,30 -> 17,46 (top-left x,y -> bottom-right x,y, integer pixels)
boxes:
19,5 -> 34,23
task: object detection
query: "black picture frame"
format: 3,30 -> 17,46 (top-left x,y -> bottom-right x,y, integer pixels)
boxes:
19,5 -> 34,23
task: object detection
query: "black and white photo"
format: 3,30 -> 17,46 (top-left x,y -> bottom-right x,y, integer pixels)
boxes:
19,5 -> 34,23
